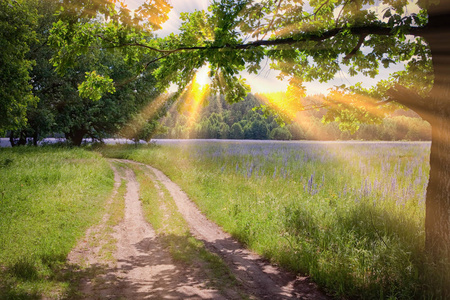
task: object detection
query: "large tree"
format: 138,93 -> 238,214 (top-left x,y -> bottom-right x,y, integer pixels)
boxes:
7,0 -> 165,146
0,0 -> 37,135
47,0 -> 449,293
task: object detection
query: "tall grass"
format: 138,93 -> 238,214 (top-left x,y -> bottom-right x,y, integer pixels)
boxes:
99,141 -> 437,299
0,147 -> 114,299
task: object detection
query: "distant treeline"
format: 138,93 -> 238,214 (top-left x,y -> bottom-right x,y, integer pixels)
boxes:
155,94 -> 431,141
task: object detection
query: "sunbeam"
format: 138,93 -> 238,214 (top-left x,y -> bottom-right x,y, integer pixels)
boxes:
119,93 -> 170,140
179,64 -> 211,135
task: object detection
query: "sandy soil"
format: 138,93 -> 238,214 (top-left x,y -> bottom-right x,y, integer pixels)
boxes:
67,160 -> 330,299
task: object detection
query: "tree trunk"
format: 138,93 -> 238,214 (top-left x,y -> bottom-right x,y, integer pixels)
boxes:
421,6 -> 450,295
17,130 -> 27,146
65,129 -> 87,146
425,112 -> 450,294
9,131 -> 16,147
32,131 -> 38,146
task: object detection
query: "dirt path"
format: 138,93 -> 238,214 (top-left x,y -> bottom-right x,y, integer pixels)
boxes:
67,160 -> 329,299
68,163 -> 226,299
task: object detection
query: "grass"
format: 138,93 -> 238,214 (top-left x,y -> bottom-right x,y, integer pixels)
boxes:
0,146 -> 114,299
128,162 -> 244,296
98,141 -> 443,299
98,173 -> 127,262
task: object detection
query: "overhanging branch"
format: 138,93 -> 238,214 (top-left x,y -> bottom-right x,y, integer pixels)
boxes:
114,24 -> 423,59
109,24 -> 424,87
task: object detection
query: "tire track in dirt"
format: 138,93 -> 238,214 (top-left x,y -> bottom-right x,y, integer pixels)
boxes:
67,163 -> 226,299
122,159 -> 329,300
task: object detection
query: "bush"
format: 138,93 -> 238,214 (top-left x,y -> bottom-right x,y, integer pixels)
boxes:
229,123 -> 244,139
270,127 -> 292,140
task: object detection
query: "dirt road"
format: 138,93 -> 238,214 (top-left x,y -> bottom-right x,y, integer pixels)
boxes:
67,160 -> 329,299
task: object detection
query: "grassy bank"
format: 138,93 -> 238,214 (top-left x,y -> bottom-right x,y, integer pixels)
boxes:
99,141 -> 439,299
0,147 -> 114,299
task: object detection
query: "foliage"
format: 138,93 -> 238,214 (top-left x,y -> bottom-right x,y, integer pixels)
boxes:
48,0 -> 434,107
270,127 -> 292,140
6,0 -> 165,146
0,0 -> 37,134
40,0 -> 436,141
156,94 -> 431,141
230,123 -> 245,139
78,71 -> 116,101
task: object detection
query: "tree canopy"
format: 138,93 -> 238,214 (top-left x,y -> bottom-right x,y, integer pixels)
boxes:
0,0 -> 37,134
4,0 -> 166,146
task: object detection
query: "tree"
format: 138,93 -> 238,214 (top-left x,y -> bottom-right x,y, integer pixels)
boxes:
32,0 -> 164,146
230,123 -> 244,139
287,123 -> 305,140
46,0 -> 450,294
270,127 -> 292,140
246,120 -> 269,139
52,49 -> 162,145
12,0 -> 64,146
219,123 -> 230,139
0,0 -> 37,134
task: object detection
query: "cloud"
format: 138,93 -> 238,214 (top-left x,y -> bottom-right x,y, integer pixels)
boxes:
242,69 -> 289,94
155,0 -> 210,36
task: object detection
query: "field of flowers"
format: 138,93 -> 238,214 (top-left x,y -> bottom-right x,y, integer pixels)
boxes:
101,140 -> 434,299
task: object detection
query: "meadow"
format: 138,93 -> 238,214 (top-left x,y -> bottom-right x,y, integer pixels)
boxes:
0,147 -> 114,299
101,140 -> 435,299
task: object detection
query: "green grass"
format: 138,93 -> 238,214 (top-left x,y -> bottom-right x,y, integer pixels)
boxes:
129,163 -> 244,296
98,142 -> 444,299
0,146 -> 114,299
98,175 -> 127,262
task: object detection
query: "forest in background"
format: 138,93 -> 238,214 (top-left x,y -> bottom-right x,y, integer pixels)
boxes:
155,93 -> 431,141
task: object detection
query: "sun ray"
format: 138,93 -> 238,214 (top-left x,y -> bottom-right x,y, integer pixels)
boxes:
176,64 -> 211,137
255,79 -> 332,140
119,93 -> 170,140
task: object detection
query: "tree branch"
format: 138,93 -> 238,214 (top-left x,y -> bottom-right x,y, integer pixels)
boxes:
260,0 -> 284,40
118,24 -> 422,54
96,23 -> 424,71
385,84 -> 429,119
114,52 -> 174,88
335,0 -> 350,27
343,33 -> 367,60
314,0 -> 330,19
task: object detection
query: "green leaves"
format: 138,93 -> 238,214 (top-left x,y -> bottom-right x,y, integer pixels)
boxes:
44,0 -> 432,132
78,71 -> 116,101
0,0 -> 38,132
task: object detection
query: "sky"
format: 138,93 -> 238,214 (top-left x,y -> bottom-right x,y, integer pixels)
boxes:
125,0 -> 415,95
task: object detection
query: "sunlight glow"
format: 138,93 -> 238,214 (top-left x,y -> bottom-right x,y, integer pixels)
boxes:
255,83 -> 331,140
119,93 -> 170,139
181,64 -> 211,132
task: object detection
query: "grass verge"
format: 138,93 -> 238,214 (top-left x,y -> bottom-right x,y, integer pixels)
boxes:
0,146 -> 114,299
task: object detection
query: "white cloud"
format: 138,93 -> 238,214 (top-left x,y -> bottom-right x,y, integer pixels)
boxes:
242,69 -> 289,94
155,0 -> 210,36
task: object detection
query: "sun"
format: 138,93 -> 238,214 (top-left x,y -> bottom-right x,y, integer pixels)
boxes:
195,64 -> 211,90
